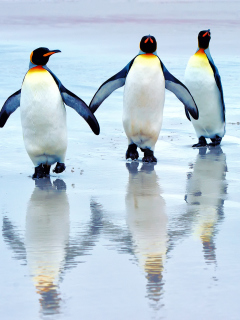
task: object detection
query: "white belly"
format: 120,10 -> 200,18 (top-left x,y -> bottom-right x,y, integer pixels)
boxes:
123,54 -> 165,150
184,53 -> 225,138
20,67 -> 67,166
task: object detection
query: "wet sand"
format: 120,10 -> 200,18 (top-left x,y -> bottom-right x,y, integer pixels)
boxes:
1,1 -> 240,319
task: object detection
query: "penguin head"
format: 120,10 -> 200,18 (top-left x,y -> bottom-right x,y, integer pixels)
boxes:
198,30 -> 211,49
140,35 -> 157,53
30,47 -> 61,66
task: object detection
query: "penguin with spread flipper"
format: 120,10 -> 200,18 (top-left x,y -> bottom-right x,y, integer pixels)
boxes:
0,47 -> 100,178
184,30 -> 225,147
89,35 -> 198,162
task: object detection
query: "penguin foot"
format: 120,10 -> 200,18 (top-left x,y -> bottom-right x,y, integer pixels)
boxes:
208,135 -> 222,147
53,162 -> 66,174
126,144 -> 139,160
142,149 -> 157,163
43,164 -> 51,176
192,136 -> 207,148
32,164 -> 45,179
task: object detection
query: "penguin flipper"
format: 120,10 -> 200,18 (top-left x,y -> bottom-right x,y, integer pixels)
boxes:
160,61 -> 199,120
60,86 -> 100,135
0,89 -> 21,127
43,66 -> 100,135
89,58 -> 136,113
205,48 -> 225,122
185,106 -> 191,121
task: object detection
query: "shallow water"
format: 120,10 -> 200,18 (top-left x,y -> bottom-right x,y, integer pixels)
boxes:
1,1 -> 240,319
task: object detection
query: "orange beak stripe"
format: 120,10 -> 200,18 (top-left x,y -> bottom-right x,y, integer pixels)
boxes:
43,52 -> 56,57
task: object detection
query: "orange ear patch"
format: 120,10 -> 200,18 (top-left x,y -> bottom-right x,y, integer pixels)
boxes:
144,37 -> 154,44
203,32 -> 209,37
30,52 -> 33,63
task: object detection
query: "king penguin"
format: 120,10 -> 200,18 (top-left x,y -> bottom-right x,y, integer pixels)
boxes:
89,35 -> 198,162
184,30 -> 225,147
0,47 -> 100,178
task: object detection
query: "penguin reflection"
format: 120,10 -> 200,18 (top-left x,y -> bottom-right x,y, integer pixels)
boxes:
25,178 -> 69,315
185,146 -> 227,264
2,178 -> 105,316
126,162 -> 167,307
